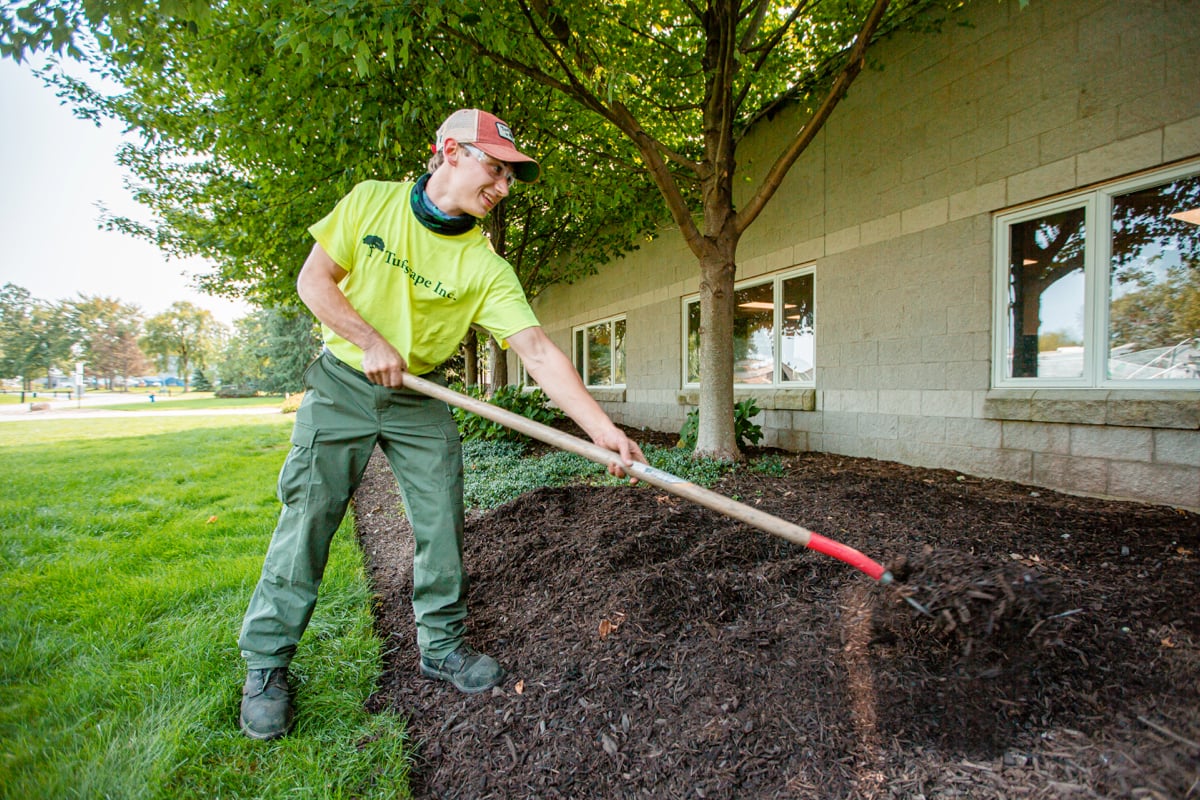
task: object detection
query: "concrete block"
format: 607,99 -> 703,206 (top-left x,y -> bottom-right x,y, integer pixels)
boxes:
879,389 -> 923,416
945,359 -> 990,392
1155,429 -> 1200,468
1070,425 -> 1153,461
860,213 -> 902,246
1105,392 -> 1200,429
1032,453 -> 1110,496
945,418 -> 1002,448
1076,130 -> 1163,186
1031,391 -> 1108,424
826,225 -> 860,255
949,179 -> 1007,221
1164,116 -> 1200,162
1007,157 -> 1078,206
898,414 -> 947,443
1038,109 -> 1119,166
1002,420 -> 1070,455
1107,460 -> 1200,510
858,413 -> 899,440
901,198 -> 950,235
823,411 -> 859,437
921,389 -> 974,418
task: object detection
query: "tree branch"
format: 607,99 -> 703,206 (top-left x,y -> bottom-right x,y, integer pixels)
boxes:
734,0 -> 892,236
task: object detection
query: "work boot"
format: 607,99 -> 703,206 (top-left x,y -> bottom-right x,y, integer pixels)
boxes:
420,644 -> 505,694
240,667 -> 294,740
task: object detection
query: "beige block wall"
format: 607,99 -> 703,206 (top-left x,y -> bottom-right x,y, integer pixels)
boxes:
527,0 -> 1200,510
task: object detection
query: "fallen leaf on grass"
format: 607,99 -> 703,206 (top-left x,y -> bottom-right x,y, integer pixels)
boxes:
206,515 -> 218,524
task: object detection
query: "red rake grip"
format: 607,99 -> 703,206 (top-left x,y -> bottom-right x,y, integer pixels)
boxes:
807,532 -> 893,583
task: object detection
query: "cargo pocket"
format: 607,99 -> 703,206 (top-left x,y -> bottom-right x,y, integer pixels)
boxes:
276,421 -> 318,509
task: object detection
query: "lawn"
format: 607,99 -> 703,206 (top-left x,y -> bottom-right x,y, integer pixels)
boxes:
0,415 -> 410,800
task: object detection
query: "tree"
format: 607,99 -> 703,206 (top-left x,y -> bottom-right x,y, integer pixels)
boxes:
0,283 -> 74,397
141,301 -> 220,391
67,294 -> 147,389
416,0 -> 955,458
258,308 -> 321,396
217,307 -> 321,395
6,0 -> 958,457
13,2 -> 662,314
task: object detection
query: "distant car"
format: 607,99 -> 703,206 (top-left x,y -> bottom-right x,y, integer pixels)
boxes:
164,377 -> 184,387
141,378 -> 163,387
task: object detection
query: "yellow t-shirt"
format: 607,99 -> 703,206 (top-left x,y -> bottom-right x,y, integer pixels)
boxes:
308,180 -> 541,375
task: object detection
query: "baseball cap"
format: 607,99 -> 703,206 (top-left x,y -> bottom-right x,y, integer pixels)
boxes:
435,108 -> 540,183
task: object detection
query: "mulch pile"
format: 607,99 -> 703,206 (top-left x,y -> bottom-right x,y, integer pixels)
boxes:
352,427 -> 1199,799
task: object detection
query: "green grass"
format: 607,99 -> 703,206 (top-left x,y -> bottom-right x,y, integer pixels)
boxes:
0,415 -> 410,800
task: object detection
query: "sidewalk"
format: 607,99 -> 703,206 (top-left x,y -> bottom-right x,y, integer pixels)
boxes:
0,395 -> 284,422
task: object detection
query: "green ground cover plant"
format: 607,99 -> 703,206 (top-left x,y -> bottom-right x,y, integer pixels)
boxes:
461,439 -> 737,510
0,415 -> 410,800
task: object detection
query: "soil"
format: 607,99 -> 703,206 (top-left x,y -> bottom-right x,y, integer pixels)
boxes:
352,424 -> 1200,799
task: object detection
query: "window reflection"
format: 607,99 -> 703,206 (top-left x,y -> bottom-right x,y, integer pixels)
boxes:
1109,174 -> 1200,380
1006,208 -> 1086,379
734,283 -> 775,384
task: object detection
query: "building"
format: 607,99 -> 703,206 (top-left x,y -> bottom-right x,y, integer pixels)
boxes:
521,0 -> 1200,509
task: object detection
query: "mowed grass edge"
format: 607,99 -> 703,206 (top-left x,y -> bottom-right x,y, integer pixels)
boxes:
0,415 -> 411,800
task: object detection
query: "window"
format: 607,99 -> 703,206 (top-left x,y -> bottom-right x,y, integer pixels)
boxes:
573,316 -> 626,387
993,162 -> 1200,388
683,267 -> 815,387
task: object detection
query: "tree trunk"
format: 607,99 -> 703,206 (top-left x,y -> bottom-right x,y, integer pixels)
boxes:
694,248 -> 740,461
489,336 -> 509,390
463,332 -> 478,386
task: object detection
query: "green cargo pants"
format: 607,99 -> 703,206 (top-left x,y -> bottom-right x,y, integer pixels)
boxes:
238,350 -> 467,669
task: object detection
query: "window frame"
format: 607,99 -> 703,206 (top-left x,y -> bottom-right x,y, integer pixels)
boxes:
571,314 -> 627,389
991,160 -> 1200,390
680,264 -> 816,389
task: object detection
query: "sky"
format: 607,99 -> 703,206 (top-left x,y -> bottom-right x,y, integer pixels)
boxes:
0,58 -> 250,327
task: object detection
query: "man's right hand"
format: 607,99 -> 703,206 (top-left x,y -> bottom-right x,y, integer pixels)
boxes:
361,338 -> 408,388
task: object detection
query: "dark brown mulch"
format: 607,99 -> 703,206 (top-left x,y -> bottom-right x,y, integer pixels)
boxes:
352,426 -> 1200,800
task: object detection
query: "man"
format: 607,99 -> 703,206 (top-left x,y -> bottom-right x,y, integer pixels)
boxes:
237,108 -> 646,740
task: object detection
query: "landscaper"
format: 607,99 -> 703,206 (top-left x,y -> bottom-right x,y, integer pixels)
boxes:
237,108 -> 646,740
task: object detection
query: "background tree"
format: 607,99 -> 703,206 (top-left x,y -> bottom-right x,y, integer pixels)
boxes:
0,284 -> 74,398
141,301 -> 220,391
67,294 -> 147,389
258,307 -> 321,396
216,307 -> 321,395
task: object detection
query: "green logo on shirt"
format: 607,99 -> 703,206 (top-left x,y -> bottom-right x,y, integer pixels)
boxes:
362,235 -> 385,252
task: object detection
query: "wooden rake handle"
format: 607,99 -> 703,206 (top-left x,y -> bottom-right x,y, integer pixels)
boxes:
404,373 -> 893,584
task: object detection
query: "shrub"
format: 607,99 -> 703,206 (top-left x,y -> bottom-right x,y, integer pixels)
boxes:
215,385 -> 260,398
451,384 -> 564,444
678,398 -> 764,450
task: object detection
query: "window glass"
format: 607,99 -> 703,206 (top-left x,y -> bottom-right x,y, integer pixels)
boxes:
684,268 -> 816,387
686,301 -> 701,384
1005,208 -> 1087,379
614,318 -> 626,385
586,323 -> 612,386
734,282 -> 775,384
781,273 -> 814,382
1108,174 -> 1200,381
574,329 -> 585,381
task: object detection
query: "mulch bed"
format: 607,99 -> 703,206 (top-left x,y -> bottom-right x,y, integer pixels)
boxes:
352,425 -> 1199,799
